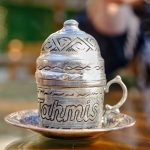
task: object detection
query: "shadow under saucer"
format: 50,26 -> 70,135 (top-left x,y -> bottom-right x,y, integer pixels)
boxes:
5,134 -> 102,150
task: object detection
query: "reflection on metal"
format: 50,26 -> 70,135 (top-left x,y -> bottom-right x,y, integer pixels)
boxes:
5,109 -> 135,139
35,20 -> 128,129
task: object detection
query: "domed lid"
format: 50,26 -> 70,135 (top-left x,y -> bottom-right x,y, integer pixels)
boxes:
41,19 -> 102,57
36,19 -> 106,87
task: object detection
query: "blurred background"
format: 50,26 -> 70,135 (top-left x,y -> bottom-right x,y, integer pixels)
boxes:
0,0 -> 86,101
0,0 -> 150,149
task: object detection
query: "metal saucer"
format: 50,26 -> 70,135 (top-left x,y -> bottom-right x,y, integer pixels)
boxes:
5,109 -> 135,139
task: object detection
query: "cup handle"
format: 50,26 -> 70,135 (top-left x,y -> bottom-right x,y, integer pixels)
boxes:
103,75 -> 128,126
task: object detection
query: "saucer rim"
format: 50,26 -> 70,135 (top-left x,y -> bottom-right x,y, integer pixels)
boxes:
5,109 -> 136,134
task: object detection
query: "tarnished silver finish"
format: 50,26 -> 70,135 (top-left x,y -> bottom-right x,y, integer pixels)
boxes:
35,19 -> 128,129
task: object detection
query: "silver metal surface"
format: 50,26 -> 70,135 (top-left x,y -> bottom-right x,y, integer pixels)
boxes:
35,19 -> 128,129
5,109 -> 135,139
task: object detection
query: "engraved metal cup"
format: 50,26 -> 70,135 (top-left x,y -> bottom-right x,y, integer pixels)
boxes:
35,20 -> 128,129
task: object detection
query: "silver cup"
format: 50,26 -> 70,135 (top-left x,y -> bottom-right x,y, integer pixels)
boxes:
35,20 -> 127,129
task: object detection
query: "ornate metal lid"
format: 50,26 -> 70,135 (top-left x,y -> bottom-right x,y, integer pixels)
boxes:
36,19 -> 106,87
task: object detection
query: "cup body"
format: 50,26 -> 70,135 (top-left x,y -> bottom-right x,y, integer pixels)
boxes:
37,86 -> 105,129
36,20 -> 107,129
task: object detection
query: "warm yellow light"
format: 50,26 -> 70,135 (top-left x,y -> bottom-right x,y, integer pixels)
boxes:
8,39 -> 23,51
8,39 -> 23,62
107,3 -> 120,16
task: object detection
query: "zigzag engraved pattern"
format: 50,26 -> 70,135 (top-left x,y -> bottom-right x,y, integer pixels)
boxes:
42,37 -> 96,53
38,66 -> 64,71
65,66 -> 91,71
94,66 -> 104,70
37,65 -> 103,71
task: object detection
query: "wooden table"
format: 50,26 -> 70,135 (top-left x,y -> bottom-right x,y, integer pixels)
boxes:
1,88 -> 150,150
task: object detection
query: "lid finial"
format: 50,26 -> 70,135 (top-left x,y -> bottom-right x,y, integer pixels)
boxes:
64,19 -> 79,28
